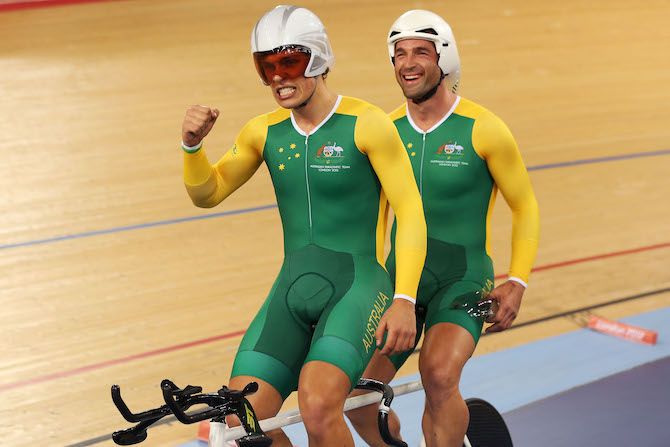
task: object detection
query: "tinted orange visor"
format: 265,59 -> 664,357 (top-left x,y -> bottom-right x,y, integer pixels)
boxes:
253,46 -> 311,85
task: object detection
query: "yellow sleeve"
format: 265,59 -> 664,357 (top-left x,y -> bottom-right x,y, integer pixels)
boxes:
355,106 -> 427,299
183,115 -> 267,208
473,111 -> 540,283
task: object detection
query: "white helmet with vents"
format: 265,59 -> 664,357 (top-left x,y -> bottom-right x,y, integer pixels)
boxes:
387,10 -> 460,92
251,5 -> 335,79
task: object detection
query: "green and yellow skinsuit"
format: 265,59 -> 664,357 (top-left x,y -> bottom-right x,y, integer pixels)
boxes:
386,96 -> 540,369
184,96 -> 426,398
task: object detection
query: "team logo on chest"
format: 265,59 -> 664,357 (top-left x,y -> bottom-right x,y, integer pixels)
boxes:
437,142 -> 464,156
317,143 -> 344,158
310,141 -> 351,173
431,141 -> 469,168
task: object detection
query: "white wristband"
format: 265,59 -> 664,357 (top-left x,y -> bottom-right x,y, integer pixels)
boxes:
181,140 -> 203,153
393,294 -> 416,305
508,276 -> 528,288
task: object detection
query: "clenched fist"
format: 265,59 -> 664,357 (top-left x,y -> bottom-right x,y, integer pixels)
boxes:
182,105 -> 220,147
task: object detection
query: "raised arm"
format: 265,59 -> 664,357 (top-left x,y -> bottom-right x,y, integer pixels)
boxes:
182,106 -> 266,208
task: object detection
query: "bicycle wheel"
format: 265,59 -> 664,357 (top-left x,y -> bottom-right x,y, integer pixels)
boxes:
463,398 -> 513,447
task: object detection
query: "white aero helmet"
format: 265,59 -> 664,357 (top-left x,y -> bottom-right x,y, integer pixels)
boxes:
387,10 -> 461,92
251,5 -> 335,80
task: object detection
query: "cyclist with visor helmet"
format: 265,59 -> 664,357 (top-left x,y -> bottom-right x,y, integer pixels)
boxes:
180,5 -> 427,446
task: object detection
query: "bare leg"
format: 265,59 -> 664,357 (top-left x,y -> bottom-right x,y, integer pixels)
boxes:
298,361 -> 354,447
225,375 -> 292,447
419,323 -> 475,447
345,351 -> 401,446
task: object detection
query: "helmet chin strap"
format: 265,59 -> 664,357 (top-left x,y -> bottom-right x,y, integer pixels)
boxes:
410,73 -> 446,104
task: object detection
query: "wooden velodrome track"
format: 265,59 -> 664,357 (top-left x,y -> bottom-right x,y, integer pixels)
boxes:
1,0 -> 669,445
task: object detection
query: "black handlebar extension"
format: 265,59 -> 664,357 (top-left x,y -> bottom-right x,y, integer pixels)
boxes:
111,380 -> 270,446
111,384 -> 172,423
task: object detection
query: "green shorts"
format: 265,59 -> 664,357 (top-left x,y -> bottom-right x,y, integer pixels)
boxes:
231,244 -> 393,399
386,237 -> 494,370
